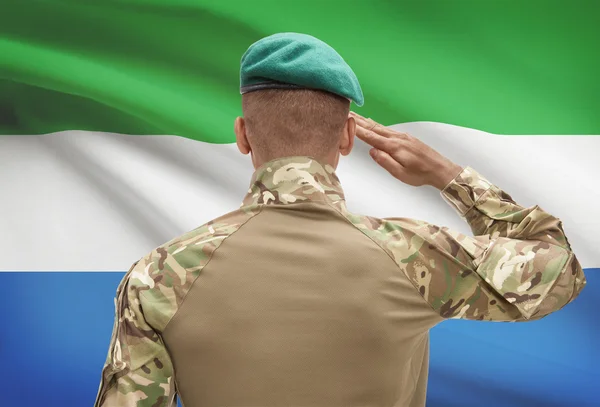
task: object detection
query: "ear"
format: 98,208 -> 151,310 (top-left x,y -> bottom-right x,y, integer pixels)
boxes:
234,117 -> 251,155
339,115 -> 356,156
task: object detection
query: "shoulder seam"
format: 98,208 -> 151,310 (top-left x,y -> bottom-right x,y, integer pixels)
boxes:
325,202 -> 444,320
150,205 -> 266,334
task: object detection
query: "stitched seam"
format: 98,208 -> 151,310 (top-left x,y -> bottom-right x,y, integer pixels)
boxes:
245,198 -> 337,207
133,207 -> 265,404
154,204 -> 265,334
539,249 -> 574,311
326,202 -> 528,321
96,271 -> 134,404
474,239 -> 498,274
325,202 -> 444,319
462,183 -> 494,218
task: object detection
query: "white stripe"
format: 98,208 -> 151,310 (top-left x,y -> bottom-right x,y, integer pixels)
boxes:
0,123 -> 598,271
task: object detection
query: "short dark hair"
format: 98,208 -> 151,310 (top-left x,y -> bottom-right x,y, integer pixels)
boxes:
242,89 -> 350,162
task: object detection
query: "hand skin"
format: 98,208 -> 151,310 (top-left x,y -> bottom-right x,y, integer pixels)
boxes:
350,112 -> 463,191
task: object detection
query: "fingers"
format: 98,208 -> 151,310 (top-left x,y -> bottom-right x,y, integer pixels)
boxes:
350,111 -> 410,141
350,112 -> 382,133
369,148 -> 406,180
355,124 -> 398,152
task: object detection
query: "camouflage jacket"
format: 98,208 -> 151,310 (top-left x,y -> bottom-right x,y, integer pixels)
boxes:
94,156 -> 586,407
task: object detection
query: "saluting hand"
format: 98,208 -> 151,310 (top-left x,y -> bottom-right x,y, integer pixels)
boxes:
350,112 -> 463,190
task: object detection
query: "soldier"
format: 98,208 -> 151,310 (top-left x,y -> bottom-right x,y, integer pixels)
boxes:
95,33 -> 586,407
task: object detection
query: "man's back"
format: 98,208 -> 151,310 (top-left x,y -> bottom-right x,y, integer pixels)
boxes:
95,156 -> 585,407
164,163 -> 438,407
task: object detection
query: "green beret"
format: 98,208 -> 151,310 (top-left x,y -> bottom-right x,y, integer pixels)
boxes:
240,32 -> 364,106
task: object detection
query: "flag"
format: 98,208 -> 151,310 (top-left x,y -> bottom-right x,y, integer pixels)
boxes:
1,1 -> 598,407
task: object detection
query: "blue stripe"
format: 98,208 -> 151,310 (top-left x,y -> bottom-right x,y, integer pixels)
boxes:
1,270 -> 598,407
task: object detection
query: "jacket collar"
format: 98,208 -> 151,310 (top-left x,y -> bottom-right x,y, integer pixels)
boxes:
241,156 -> 345,206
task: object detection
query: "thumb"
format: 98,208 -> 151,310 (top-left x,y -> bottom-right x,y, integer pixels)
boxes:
370,148 -> 406,180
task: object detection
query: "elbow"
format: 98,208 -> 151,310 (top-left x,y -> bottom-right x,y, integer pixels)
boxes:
479,239 -> 586,320
523,251 -> 587,320
559,252 -> 587,305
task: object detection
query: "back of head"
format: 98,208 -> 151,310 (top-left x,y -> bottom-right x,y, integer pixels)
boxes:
242,88 -> 350,163
238,32 -> 363,166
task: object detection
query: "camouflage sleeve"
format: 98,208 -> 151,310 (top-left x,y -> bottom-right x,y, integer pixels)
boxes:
94,260 -> 177,407
386,166 -> 586,322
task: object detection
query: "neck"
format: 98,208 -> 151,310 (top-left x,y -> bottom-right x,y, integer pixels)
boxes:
251,151 -> 339,170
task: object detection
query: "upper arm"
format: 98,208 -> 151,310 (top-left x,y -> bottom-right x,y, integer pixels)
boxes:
94,261 -> 177,407
378,166 -> 586,322
390,219 -> 580,321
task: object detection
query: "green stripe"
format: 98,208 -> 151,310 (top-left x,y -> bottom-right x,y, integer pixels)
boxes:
1,0 -> 598,141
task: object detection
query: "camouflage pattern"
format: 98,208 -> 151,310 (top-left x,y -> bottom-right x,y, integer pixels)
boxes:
241,155 -> 345,207
96,155 -> 586,406
241,156 -> 586,321
94,205 -> 262,407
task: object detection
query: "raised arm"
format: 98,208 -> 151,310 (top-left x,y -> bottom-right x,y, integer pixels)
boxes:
350,112 -> 586,321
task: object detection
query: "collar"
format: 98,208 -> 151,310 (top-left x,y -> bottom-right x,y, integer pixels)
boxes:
241,156 -> 346,206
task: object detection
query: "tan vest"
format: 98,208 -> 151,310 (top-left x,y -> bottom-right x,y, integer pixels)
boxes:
95,156 -> 586,407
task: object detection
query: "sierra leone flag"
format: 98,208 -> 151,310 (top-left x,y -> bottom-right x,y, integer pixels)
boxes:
1,1 -> 598,406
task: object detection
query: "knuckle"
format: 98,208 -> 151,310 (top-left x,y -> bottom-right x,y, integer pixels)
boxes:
401,155 -> 417,170
390,140 -> 403,153
391,131 -> 408,140
400,151 -> 418,167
